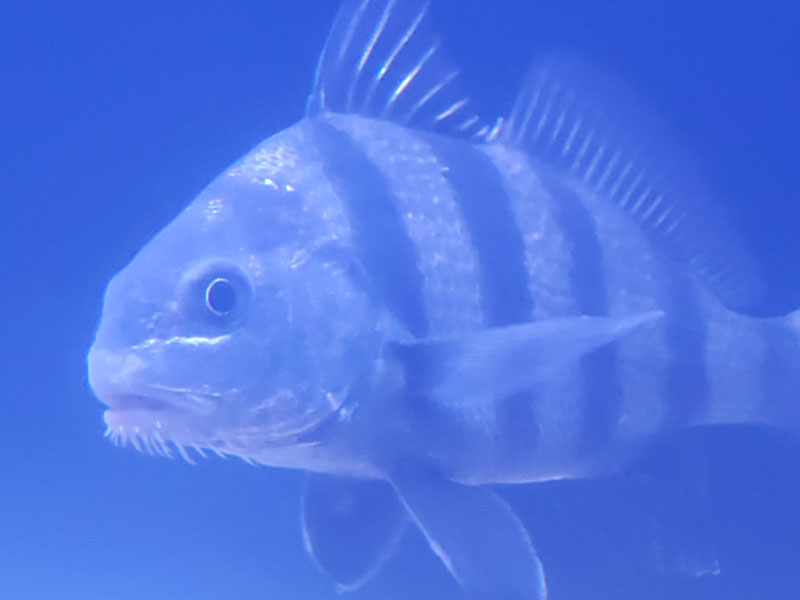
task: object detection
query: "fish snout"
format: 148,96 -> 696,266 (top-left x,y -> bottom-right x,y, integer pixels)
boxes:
87,346 -> 147,408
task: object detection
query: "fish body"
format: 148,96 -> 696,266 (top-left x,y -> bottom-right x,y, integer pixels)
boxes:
87,1 -> 800,598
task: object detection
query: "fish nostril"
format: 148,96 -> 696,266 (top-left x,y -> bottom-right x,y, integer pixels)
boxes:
143,311 -> 175,338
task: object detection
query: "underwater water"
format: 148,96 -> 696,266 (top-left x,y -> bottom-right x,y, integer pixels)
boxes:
2,1 -> 799,599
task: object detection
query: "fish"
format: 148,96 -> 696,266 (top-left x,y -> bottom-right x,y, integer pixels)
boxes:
86,1 -> 800,598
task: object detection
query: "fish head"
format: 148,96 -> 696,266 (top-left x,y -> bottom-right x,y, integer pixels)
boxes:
88,128 -> 383,461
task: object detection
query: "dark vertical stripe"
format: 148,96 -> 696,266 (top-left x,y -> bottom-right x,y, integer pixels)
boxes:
662,276 -> 709,428
422,134 -> 538,462
421,134 -> 534,325
540,175 -> 622,458
310,120 -> 429,338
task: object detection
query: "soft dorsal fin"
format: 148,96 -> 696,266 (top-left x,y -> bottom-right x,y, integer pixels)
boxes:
307,0 -> 485,138
503,56 -> 766,313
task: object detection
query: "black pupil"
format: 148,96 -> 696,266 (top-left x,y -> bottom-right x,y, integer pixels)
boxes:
205,278 -> 237,315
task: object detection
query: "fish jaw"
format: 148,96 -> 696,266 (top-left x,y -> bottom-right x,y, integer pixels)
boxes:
87,345 -> 215,453
87,342 -> 349,463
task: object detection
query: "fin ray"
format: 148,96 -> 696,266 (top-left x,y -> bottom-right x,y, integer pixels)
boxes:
387,462 -> 547,599
504,55 -> 766,312
307,0 -> 485,138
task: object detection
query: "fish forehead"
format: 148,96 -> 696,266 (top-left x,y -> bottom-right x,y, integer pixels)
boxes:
211,122 -> 354,255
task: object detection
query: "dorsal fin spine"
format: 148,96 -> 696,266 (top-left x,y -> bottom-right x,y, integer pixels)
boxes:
356,4 -> 418,114
356,0 -> 395,72
377,6 -> 421,78
437,97 -> 468,122
571,130 -> 594,171
606,159 -> 632,198
548,106 -> 569,145
561,118 -> 582,156
309,0 -> 484,138
361,1 -> 424,113
510,87 -> 540,143
596,151 -> 620,189
640,192 -> 664,222
583,144 -> 606,181
372,4 -> 427,107
457,114 -> 481,132
386,42 -> 439,111
409,68 -> 458,115
344,5 -> 392,110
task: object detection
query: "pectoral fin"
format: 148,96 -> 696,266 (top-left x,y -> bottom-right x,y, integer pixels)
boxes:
390,311 -> 662,406
301,473 -> 407,591
387,462 -> 547,600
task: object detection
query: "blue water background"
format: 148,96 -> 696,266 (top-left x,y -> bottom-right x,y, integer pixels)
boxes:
2,1 -> 799,599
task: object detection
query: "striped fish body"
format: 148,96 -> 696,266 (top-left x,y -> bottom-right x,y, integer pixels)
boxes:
87,1 -> 799,597
227,112 -> 800,485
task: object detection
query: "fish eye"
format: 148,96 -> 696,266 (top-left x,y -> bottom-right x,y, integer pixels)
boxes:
179,260 -> 253,326
205,277 -> 237,316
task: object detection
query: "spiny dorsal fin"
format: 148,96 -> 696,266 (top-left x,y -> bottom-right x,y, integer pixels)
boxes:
503,55 -> 766,313
307,0 -> 485,138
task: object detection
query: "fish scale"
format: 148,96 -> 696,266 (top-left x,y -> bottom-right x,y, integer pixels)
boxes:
482,146 -> 578,320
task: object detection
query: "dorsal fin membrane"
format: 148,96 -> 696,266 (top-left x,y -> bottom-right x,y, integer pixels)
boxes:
503,56 -> 765,312
307,0 -> 485,138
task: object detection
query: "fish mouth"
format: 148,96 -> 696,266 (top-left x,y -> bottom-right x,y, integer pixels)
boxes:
88,346 -> 221,414
100,387 -> 220,415
101,393 -> 170,413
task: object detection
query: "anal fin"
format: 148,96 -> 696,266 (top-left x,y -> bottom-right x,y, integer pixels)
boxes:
387,462 -> 547,600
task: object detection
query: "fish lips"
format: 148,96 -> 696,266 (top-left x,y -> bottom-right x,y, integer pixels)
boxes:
88,347 -> 220,416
